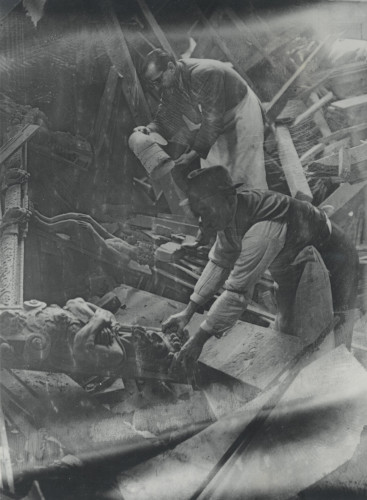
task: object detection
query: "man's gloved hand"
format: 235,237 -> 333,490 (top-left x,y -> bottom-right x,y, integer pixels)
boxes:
175,150 -> 199,168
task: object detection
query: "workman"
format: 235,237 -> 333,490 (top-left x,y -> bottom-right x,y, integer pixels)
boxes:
130,49 -> 267,190
162,165 -> 359,370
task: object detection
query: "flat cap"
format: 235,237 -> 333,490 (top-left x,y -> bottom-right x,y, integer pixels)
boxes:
180,165 -> 241,205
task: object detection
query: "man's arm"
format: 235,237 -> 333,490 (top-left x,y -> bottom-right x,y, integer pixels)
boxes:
201,221 -> 287,336
162,232 -> 238,334
173,221 -> 287,370
162,260 -> 231,335
191,69 -> 226,158
133,121 -> 160,134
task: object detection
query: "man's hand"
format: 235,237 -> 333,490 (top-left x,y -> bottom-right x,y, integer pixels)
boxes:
133,126 -> 151,135
175,150 -> 199,168
170,329 -> 211,375
162,310 -> 191,336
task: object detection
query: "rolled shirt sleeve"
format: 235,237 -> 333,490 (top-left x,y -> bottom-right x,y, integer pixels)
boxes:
190,229 -> 240,306
200,221 -> 287,336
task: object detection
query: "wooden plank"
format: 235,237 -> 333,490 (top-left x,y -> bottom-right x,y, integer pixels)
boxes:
265,38 -> 330,124
298,61 -> 367,101
293,91 -> 334,127
136,0 -> 176,57
321,122 -> 367,145
300,143 -> 325,166
245,32 -> 295,73
0,124 -> 39,165
331,94 -> 367,111
128,213 -> 198,236
0,0 -> 22,20
320,180 -> 367,214
97,0 -> 151,125
314,142 -> 367,168
189,5 -> 256,89
338,146 -> 352,180
275,125 -> 313,201
307,92 -> 332,137
323,137 -> 351,156
93,66 -> 121,155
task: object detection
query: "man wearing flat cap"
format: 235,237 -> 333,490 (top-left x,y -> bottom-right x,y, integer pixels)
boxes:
162,165 -> 359,370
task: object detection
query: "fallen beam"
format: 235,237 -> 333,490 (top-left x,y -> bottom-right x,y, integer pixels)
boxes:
307,92 -> 332,137
190,5 -> 256,89
266,37 -> 330,124
293,91 -> 334,127
331,94 -> 367,111
97,0 -> 151,125
136,0 -> 176,57
275,125 -> 313,201
320,122 -> 367,145
0,124 -> 39,165
314,142 -> 367,168
300,143 -> 325,166
93,66 -> 121,156
223,7 -> 276,68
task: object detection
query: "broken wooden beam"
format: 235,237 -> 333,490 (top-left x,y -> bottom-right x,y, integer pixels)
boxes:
97,0 -> 151,125
298,59 -> 367,101
299,143 -> 325,166
189,5 -> 256,89
136,0 -> 176,57
128,213 -> 198,237
293,91 -> 334,127
0,124 -> 39,165
330,94 -> 367,126
275,125 -> 313,201
93,66 -> 121,156
265,37 -> 330,124
338,146 -> 352,181
222,7 -> 276,68
321,122 -> 367,145
313,142 -> 367,168
330,94 -> 367,112
307,92 -> 332,137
